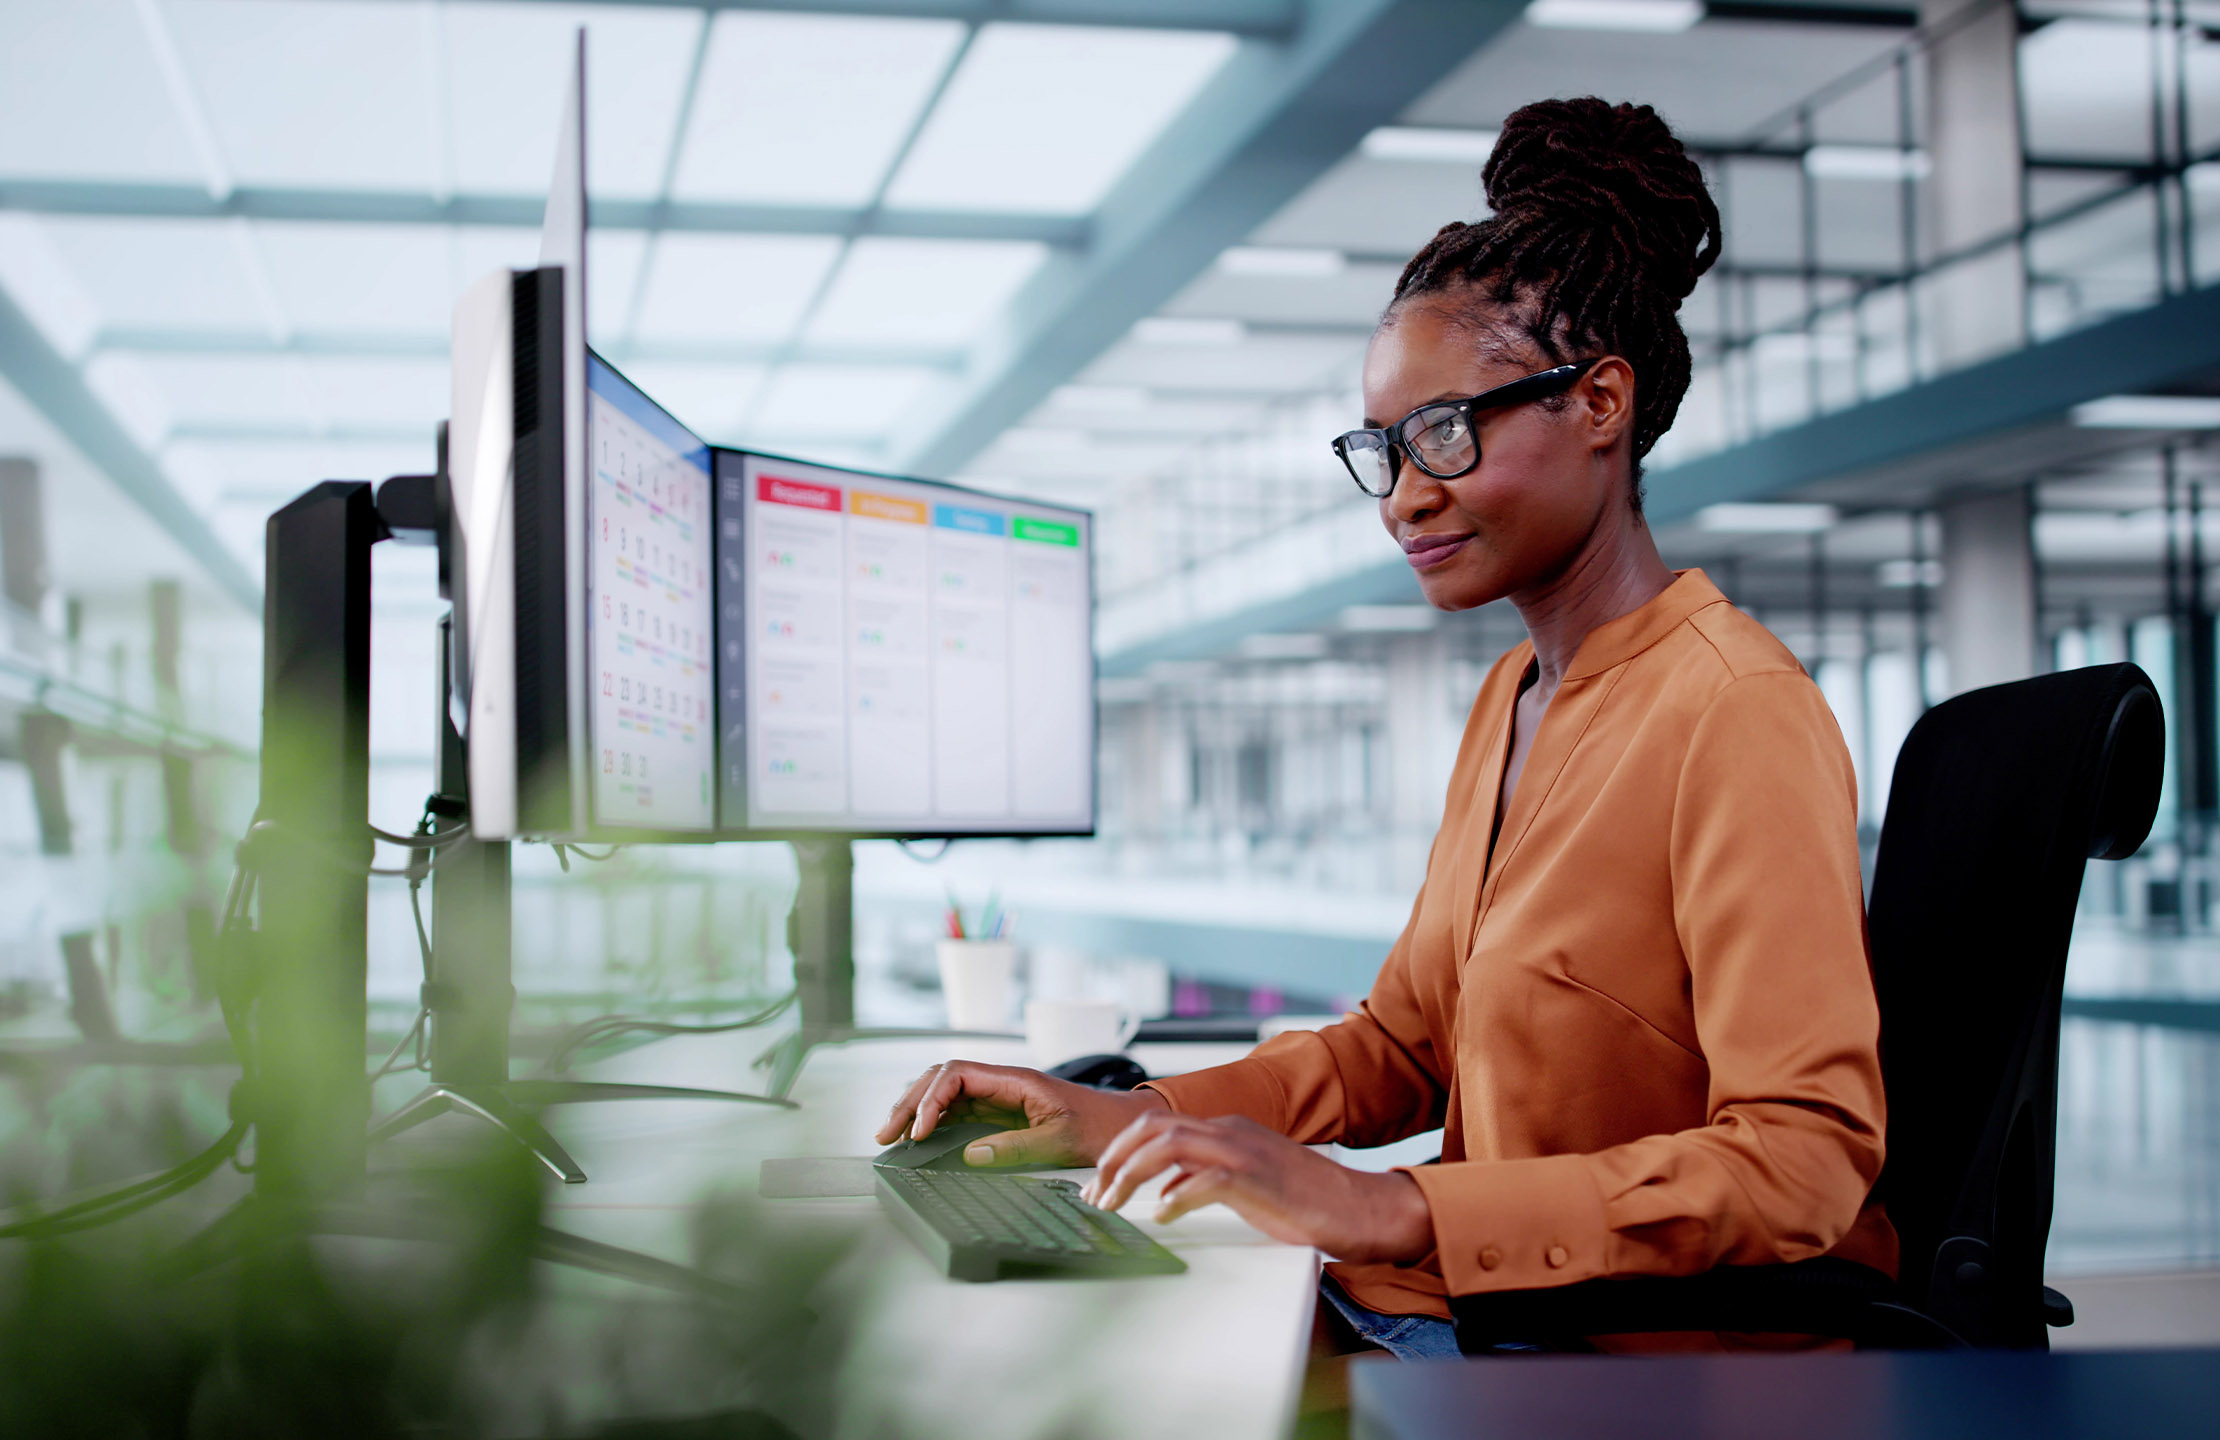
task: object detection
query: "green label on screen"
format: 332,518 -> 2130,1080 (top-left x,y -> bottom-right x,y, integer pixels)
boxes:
1012,517 -> 1079,547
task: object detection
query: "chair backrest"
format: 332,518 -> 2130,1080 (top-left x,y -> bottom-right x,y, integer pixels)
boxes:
1866,662 -> 2162,1347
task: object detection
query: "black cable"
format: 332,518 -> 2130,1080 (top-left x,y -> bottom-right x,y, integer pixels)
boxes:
368,821 -> 469,849
547,991 -> 798,1074
896,838 -> 954,863
0,1122 -> 248,1241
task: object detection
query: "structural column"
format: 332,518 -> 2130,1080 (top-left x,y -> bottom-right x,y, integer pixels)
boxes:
1938,488 -> 2039,697
1384,631 -> 1449,889
1919,0 -> 2028,368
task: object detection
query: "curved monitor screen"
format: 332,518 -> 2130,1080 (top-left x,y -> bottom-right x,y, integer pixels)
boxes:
586,354 -> 716,832
718,452 -> 1095,836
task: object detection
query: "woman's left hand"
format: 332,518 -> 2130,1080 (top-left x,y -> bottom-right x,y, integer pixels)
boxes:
1081,1111 -> 1434,1266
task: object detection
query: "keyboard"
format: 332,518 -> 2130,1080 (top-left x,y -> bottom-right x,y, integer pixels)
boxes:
873,1165 -> 1189,1282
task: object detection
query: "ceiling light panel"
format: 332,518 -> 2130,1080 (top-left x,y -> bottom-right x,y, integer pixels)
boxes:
92,353 -> 320,443
1218,247 -> 1347,278
2072,395 -> 2220,429
1168,262 -> 1401,329
1083,333 -> 1356,393
1246,153 -> 1490,255
753,363 -> 944,441
630,233 -> 843,344
805,238 -> 1050,347
1523,0 -> 1704,32
586,228 -> 651,342
0,216 -> 102,359
673,12 -> 967,207
885,24 -> 1239,215
0,0 -> 205,182
38,218 -> 268,333
1361,128 -> 1499,164
615,362 -> 769,445
298,356 -> 452,430
166,0 -> 438,190
163,438 -> 437,510
1133,317 -> 1247,346
440,2 -> 702,199
1696,502 -> 1840,533
250,222 -> 453,336
1804,144 -> 1931,182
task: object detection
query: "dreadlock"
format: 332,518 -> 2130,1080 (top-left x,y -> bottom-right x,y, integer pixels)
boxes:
1388,97 -> 1722,502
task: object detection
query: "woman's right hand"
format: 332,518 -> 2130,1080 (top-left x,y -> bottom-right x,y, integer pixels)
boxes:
875,1061 -> 1168,1169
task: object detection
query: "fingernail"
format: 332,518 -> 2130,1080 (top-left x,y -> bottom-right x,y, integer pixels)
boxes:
964,1144 -> 993,1166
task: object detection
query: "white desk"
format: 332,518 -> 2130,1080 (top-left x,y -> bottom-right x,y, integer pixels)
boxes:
465,1030 -> 1320,1440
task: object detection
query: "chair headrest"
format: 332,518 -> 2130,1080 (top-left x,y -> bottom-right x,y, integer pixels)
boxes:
2087,674 -> 2163,861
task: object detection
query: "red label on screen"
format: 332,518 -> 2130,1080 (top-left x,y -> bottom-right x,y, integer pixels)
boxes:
758,474 -> 841,511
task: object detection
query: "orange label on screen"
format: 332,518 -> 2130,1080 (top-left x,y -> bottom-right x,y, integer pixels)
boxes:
848,490 -> 928,524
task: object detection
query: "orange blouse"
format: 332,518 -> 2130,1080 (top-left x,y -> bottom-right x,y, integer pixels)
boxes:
1144,570 -> 1896,1323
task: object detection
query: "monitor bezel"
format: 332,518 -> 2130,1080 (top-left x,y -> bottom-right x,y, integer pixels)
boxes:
714,445 -> 1100,844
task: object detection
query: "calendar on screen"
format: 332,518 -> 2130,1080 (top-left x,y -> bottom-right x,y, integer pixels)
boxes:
586,354 -> 714,832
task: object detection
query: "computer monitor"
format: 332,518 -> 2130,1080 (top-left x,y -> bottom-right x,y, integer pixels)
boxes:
585,353 -> 717,835
715,452 -> 1096,838
448,30 -> 589,841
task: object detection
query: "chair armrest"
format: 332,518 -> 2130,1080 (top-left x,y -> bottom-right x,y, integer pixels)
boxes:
1447,1258 -> 1962,1352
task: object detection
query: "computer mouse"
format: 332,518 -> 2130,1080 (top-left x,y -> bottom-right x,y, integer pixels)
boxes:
1047,1053 -> 1150,1091
874,1118 -> 1057,1173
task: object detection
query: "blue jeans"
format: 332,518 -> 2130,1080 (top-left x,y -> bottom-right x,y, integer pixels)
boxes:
1319,1275 -> 1465,1361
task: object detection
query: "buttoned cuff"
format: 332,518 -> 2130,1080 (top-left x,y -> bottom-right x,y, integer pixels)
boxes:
1136,1059 -> 1289,1130
1405,1154 -> 1610,1295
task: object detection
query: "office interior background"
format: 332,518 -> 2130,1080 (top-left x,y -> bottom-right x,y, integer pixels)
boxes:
0,0 -> 2212,1313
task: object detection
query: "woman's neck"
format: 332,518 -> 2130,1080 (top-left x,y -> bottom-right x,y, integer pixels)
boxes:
1511,510 -> 1676,692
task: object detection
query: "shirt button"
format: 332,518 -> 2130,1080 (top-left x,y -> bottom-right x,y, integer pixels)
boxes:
1546,1245 -> 1570,1269
1479,1247 -> 1502,1271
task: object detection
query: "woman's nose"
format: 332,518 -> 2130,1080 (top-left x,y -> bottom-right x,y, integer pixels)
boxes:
1386,465 -> 1447,525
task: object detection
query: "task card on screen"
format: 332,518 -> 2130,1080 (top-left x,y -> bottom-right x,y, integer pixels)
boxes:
586,355 -> 715,832
720,452 -> 1095,836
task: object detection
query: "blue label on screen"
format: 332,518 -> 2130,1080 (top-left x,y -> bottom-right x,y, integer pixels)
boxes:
933,504 -> 1006,536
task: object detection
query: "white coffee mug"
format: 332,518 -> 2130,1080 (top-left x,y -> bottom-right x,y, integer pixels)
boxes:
1026,998 -> 1141,1069
937,939 -> 1016,1031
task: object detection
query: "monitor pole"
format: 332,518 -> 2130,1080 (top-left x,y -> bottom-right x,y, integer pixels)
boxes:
368,537 -> 795,1186
756,838 -> 1010,1100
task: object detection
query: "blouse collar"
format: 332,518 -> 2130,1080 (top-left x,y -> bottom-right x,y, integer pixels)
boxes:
1559,568 -> 1727,683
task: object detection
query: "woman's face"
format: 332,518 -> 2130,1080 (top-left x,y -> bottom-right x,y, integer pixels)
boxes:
1361,301 -> 1634,612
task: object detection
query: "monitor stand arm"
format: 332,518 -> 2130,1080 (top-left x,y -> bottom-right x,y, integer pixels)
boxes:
184,470 -> 745,1302
371,614 -> 795,1185
754,838 -> 1012,1100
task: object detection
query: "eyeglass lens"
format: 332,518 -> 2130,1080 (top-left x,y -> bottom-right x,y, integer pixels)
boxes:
1340,435 -> 1396,497
1406,405 -> 1475,478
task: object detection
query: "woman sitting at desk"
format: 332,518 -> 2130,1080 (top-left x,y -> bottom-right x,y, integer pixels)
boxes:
877,97 -> 1893,1357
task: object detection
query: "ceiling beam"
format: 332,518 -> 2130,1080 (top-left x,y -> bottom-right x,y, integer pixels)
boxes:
887,0 -> 1532,479
353,0 -> 1305,40
0,179 -> 1089,247
92,327 -> 969,372
0,288 -> 262,613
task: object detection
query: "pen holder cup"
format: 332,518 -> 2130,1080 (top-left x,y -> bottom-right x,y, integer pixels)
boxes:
936,940 -> 1017,1032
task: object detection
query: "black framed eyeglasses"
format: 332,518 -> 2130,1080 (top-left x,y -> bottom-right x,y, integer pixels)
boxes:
1331,360 -> 1602,498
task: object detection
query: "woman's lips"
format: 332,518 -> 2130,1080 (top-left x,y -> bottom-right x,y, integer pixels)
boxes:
1402,533 -> 1473,570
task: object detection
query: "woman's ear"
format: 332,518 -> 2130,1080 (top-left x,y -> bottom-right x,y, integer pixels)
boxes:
1581,356 -> 1638,453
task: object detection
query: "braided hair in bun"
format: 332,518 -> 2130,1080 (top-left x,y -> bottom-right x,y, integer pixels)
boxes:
1390,97 -> 1721,495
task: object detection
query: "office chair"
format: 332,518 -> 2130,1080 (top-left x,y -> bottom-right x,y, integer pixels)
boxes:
1448,662 -> 2165,1352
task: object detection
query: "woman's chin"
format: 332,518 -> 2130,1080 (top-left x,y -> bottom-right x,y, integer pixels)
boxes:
1413,561 -> 1504,614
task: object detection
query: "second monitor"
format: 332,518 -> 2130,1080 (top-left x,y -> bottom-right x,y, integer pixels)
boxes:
582,352 -> 1096,841
718,452 -> 1095,838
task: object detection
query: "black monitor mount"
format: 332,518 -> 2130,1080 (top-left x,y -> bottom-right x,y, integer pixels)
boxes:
251,451 -> 790,1198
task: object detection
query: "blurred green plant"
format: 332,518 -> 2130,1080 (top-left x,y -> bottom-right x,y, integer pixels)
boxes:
0,1094 -> 858,1438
